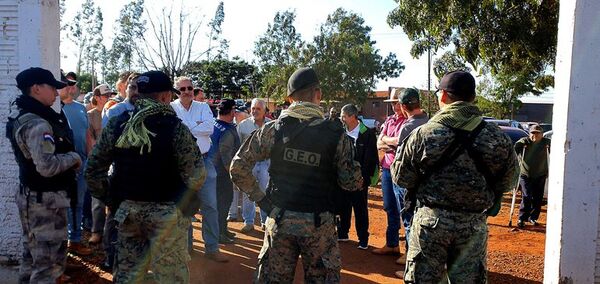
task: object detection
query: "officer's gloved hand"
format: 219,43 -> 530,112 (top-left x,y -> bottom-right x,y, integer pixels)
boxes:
257,196 -> 274,216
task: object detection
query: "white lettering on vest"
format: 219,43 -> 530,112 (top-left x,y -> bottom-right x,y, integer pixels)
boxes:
283,147 -> 321,167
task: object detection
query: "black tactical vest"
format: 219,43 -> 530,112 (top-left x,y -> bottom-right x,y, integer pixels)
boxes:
6,95 -> 76,192
268,116 -> 343,213
110,112 -> 186,202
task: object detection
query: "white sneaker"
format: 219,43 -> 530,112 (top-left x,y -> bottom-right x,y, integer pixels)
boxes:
357,245 -> 368,250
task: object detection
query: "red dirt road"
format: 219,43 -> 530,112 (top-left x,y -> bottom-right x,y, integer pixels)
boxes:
67,187 -> 545,283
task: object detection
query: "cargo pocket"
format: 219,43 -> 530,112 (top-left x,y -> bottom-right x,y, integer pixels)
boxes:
319,250 -> 342,283
403,251 -> 422,283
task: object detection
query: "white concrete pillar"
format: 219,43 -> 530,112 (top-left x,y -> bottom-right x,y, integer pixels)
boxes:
0,0 -> 61,262
543,0 -> 600,283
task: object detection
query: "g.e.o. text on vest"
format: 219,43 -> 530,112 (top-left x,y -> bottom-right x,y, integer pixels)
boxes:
283,147 -> 321,167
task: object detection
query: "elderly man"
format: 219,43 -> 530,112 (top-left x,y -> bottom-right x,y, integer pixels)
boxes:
85,71 -> 205,283
236,98 -> 271,233
515,124 -> 550,228
337,104 -> 379,249
392,71 -> 517,282
8,67 -> 82,284
230,67 -> 362,283
171,77 -> 227,262
373,89 -> 406,256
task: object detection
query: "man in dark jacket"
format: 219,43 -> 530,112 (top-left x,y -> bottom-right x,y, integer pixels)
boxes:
209,99 -> 241,243
337,104 -> 378,249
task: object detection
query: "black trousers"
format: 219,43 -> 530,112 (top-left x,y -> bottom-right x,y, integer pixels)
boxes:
336,186 -> 369,243
518,175 -> 546,222
216,173 -> 234,235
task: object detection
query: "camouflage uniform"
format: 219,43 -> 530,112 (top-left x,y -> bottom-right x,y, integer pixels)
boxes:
230,103 -> 363,283
8,96 -> 82,283
392,102 -> 517,283
85,99 -> 205,284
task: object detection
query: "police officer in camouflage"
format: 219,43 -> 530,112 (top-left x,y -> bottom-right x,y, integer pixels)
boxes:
85,71 -> 206,283
391,70 -> 518,283
230,67 -> 363,283
7,67 -> 83,283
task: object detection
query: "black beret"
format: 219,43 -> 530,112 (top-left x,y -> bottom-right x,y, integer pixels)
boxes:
287,67 -> 319,96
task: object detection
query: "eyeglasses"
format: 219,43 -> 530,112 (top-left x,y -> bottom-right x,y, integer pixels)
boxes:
179,86 -> 194,92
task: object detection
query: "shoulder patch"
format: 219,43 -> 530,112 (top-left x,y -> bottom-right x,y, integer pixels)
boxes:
43,133 -> 55,144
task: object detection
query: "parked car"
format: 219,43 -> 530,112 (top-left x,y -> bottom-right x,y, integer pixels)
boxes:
498,126 -> 528,144
539,123 -> 552,132
543,130 -> 553,139
484,118 -> 527,131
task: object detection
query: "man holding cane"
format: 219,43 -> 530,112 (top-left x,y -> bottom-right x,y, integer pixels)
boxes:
515,124 -> 551,227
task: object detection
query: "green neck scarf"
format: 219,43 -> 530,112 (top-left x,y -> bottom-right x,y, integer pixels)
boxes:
429,101 -> 483,131
280,101 -> 324,121
115,98 -> 176,154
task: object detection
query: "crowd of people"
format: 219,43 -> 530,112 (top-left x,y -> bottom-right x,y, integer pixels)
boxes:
8,65 -> 552,283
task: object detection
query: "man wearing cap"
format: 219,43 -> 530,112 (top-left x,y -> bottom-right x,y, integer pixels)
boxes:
208,99 -> 241,243
514,124 -> 550,228
393,70 -> 517,282
389,87 -> 428,277
7,67 -> 83,283
373,88 -> 406,256
85,70 -> 206,283
59,72 -> 94,256
87,84 -> 115,245
230,67 -> 362,283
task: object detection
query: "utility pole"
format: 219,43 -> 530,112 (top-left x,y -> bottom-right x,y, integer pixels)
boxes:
427,47 -> 432,116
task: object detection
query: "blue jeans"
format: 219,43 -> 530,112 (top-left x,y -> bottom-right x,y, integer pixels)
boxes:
393,185 -> 413,251
242,161 -> 270,225
381,168 -> 400,248
67,165 -> 87,242
189,157 -> 219,253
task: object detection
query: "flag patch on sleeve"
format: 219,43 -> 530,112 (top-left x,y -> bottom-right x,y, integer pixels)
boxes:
43,133 -> 55,144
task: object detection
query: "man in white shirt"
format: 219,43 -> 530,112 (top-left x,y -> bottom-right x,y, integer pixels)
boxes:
172,77 -> 227,262
236,98 -> 271,233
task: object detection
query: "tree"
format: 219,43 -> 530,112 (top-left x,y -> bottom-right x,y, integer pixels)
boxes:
66,0 -> 104,76
433,51 -> 472,80
307,8 -> 404,105
387,0 -> 558,100
137,1 -> 203,79
110,0 -> 146,73
206,2 -> 228,61
253,10 -> 305,102
181,57 -> 258,99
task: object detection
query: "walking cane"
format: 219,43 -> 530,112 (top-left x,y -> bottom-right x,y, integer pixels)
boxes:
508,146 -> 526,227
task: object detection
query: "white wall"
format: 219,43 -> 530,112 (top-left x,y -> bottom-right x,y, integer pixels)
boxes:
0,0 -> 61,262
544,0 -> 600,283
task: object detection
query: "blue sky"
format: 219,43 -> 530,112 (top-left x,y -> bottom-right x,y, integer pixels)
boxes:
61,0 -> 440,91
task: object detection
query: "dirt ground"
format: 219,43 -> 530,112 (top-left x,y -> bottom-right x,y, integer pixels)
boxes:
65,186 -> 545,284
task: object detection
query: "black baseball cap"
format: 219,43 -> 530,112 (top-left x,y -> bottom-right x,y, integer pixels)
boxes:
287,67 -> 319,96
136,71 -> 180,95
66,71 -> 77,80
16,67 -> 67,91
60,72 -> 77,86
438,70 -> 476,98
399,87 -> 420,104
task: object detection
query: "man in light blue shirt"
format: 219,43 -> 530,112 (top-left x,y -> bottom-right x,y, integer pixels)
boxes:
60,73 -> 92,256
